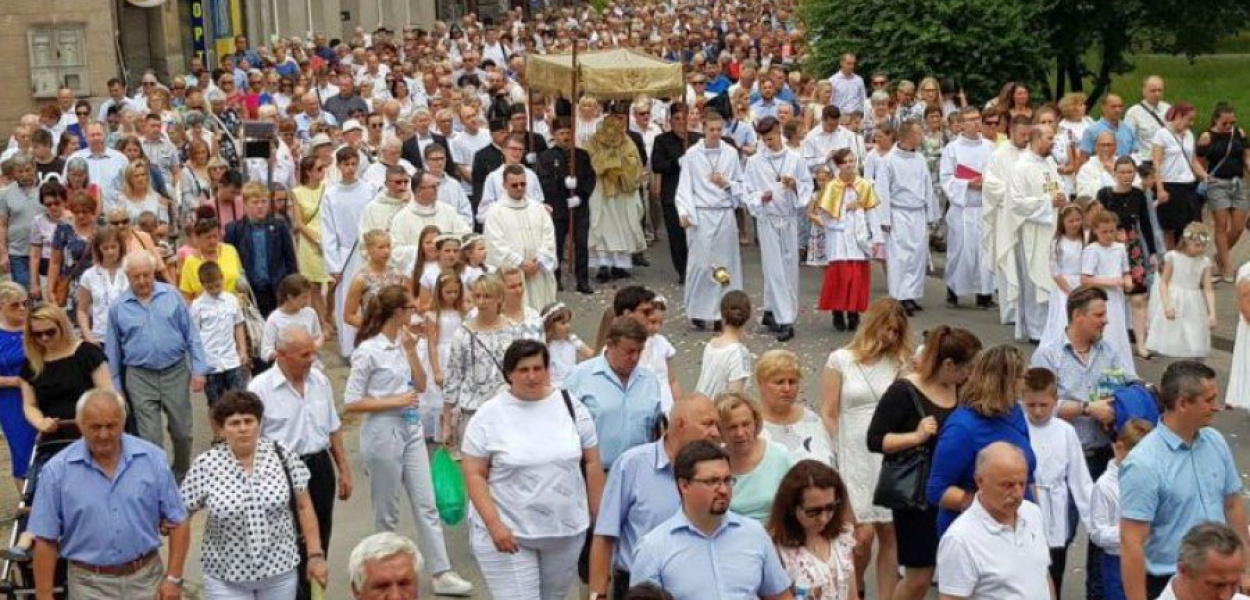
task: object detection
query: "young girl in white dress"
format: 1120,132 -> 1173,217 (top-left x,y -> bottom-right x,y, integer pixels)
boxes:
541,303 -> 593,388
424,271 -> 468,442
806,166 -> 833,267
695,290 -> 754,398
410,225 -> 442,308
417,234 -> 461,306
641,296 -> 682,414
458,234 -> 490,291
1146,223 -> 1216,358
1225,261 -> 1250,409
1081,211 -> 1135,371
1040,204 -> 1086,347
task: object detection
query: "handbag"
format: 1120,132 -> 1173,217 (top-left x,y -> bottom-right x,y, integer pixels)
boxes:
271,440 -> 305,546
238,278 -> 267,366
53,231 -> 92,306
872,383 -> 932,511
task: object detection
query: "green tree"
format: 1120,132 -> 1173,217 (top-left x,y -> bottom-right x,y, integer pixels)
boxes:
799,0 -> 1050,102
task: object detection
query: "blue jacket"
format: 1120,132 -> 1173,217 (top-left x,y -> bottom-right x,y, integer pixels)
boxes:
223,217 -> 297,288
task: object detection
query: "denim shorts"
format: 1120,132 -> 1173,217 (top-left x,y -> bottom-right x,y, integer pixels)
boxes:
1206,177 -> 1248,212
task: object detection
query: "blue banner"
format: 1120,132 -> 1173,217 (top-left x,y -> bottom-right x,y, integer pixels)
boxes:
190,0 -> 207,63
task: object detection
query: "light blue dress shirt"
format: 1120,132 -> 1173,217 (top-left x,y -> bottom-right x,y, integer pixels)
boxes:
594,441 -> 682,572
1120,422 -> 1242,577
631,509 -> 792,600
105,282 -> 210,390
1031,334 -> 1133,449
28,434 -> 187,565
563,356 -> 662,470
1079,118 -> 1138,157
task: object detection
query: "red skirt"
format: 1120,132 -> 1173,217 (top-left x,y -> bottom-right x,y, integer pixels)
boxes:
819,260 -> 871,312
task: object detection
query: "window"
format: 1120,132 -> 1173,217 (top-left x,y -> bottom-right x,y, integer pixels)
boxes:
28,25 -> 89,99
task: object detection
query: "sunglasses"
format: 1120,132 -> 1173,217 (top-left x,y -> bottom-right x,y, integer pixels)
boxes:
75,110 -> 90,116
507,182 -> 526,189
799,502 -> 839,518
30,327 -> 58,340
388,178 -> 410,185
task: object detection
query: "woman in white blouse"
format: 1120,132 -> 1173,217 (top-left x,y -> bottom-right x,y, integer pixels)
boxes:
757,349 -> 835,466
462,339 -> 605,600
74,227 -> 128,346
1153,102 -> 1209,249
344,283 -> 474,596
178,391 -> 327,599
767,460 -> 857,600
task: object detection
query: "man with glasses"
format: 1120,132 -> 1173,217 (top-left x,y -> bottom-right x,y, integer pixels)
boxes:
477,133 -> 544,225
389,170 -> 470,253
629,440 -> 792,600
482,165 -> 558,310
829,53 -> 867,117
940,107 -> 997,310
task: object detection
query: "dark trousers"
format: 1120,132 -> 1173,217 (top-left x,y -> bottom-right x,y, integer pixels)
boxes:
612,568 -> 631,600
1084,445 -> 1115,600
204,367 -> 249,407
253,283 -> 278,318
1146,573 -> 1171,600
1050,545 -> 1069,594
660,199 -> 687,280
296,449 -> 337,600
554,208 -> 590,285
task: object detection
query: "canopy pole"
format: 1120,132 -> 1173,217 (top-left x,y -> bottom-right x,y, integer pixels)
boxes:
565,34 -> 580,281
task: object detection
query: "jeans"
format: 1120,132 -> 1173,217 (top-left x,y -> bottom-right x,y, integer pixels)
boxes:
470,522 -> 583,600
360,414 -> 452,574
205,367 -> 250,407
9,255 -> 29,289
203,570 -> 298,600
124,360 -> 193,481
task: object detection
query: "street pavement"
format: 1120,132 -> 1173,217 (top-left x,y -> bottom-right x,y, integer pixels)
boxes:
6,229 -> 1250,599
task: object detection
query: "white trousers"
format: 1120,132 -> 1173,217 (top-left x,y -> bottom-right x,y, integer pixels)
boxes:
1013,244 -> 1048,340
470,523 -> 584,600
203,570 -> 298,600
361,414 -> 452,574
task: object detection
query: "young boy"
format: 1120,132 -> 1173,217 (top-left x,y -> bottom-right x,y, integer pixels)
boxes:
1021,366 -> 1093,593
224,181 -> 298,316
261,273 -> 324,363
191,261 -> 249,406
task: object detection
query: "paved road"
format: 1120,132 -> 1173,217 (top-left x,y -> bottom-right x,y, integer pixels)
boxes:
6,231 -> 1250,599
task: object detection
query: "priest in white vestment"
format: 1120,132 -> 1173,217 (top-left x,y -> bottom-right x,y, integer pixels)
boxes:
475,133 -> 545,225
939,108 -> 996,307
873,122 -> 939,313
676,113 -> 744,327
483,164 -> 558,310
1007,125 -> 1067,342
586,106 -> 648,279
320,148 -> 378,356
742,116 -> 814,341
390,171 -> 472,273
983,121 -> 1032,325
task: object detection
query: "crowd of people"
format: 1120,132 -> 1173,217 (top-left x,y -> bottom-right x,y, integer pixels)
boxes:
0,0 -> 1248,599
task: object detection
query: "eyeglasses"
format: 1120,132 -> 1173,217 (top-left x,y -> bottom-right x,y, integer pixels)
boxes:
369,123 -> 384,129
799,502 -> 839,518
108,219 -> 129,226
507,182 -> 526,189
388,178 -> 410,186
30,327 -> 58,341
689,476 -> 736,489
3,301 -> 25,311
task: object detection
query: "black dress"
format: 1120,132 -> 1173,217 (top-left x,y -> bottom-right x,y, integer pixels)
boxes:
1097,186 -> 1157,295
866,378 -> 957,568
20,342 -> 108,443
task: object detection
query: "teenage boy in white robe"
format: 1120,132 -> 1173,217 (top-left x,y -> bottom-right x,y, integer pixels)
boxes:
873,121 -> 939,315
742,116 -> 814,341
321,146 -> 378,356
940,107 -> 997,309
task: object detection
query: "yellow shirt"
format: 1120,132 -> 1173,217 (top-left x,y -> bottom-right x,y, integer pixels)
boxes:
179,243 -> 243,298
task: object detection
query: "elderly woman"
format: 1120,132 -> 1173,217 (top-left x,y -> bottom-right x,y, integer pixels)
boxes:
177,391 -> 328,599
756,349 -> 834,465
63,156 -> 98,204
867,326 -> 982,600
1077,131 -> 1127,202
463,339 -> 604,600
821,297 -> 909,600
717,391 -> 793,522
925,344 -> 1037,538
344,284 -> 473,596
46,191 -> 97,308
0,283 -> 34,490
179,215 -> 243,301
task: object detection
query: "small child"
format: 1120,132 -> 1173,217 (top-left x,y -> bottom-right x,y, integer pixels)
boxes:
1146,222 -> 1216,358
1081,211 -> 1136,373
261,273 -> 325,363
425,271 -> 468,441
417,234 -> 461,309
1040,204 -> 1086,348
459,233 -> 490,289
344,229 -> 408,329
1090,418 -> 1155,600
1020,367 -> 1093,593
191,261 -> 249,406
694,290 -> 754,398
541,302 -> 593,387
641,295 -> 682,413
805,165 -> 832,267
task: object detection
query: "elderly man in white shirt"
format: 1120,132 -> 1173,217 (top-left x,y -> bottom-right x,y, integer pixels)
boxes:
250,325 -> 353,600
937,442 -> 1054,600
1122,76 -> 1171,164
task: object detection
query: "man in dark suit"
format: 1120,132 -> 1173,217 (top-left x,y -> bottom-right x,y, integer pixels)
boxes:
538,117 -> 596,294
469,118 -> 509,229
400,108 -> 450,171
650,102 -> 702,284
223,184 -> 298,318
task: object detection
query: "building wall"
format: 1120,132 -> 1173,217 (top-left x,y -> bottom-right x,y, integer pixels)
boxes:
0,0 -> 125,133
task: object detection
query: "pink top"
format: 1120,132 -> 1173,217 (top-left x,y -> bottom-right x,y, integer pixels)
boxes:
775,527 -> 856,600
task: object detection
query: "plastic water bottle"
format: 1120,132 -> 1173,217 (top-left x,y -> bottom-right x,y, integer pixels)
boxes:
793,587 -> 809,600
404,380 -> 420,425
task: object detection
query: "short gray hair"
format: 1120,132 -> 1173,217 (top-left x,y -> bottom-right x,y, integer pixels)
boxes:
974,441 -> 1026,477
1178,522 -> 1242,572
75,388 -> 127,421
122,250 -> 158,272
349,532 -> 423,591
275,325 -> 312,351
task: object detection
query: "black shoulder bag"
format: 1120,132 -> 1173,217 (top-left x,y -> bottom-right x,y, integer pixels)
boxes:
872,383 -> 933,511
272,440 -> 306,547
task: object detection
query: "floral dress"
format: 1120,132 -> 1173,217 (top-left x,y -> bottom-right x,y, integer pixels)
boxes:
1097,187 -> 1157,296
776,526 -> 857,600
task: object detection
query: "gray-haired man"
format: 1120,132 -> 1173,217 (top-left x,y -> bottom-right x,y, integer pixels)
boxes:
350,532 -> 423,600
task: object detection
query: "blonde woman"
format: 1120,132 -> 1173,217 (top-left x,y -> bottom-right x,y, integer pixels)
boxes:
20,303 -> 111,445
716,392 -> 793,522
820,297 -> 910,600
115,159 -> 171,225
576,96 -> 603,148
756,349 -> 834,466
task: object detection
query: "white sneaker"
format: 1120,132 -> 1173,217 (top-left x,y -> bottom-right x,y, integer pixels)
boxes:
433,571 -> 474,597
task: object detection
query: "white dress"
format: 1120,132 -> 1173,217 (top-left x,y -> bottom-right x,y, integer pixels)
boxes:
1040,237 -> 1085,349
422,309 -> 463,439
1081,243 -> 1135,371
641,334 -> 676,413
761,407 -> 836,467
1146,251 -> 1211,358
1225,263 -> 1250,409
694,341 -> 753,398
827,348 -> 899,523
548,336 -> 585,388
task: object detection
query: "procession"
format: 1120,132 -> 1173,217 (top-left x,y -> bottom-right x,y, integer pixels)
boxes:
0,0 -> 1249,599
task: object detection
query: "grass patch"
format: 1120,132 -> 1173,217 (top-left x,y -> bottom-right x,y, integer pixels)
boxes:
1107,53 -> 1249,121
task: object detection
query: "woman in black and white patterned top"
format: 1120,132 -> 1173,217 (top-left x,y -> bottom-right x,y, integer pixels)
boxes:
176,391 -> 329,599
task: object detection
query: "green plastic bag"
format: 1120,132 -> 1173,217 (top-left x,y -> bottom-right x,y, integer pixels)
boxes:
432,447 -> 468,526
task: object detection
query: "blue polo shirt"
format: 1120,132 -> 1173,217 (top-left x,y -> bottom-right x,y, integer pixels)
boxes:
563,356 -> 662,470
594,441 -> 682,572
1120,422 -> 1242,576
631,510 -> 791,600
28,434 -> 187,565
1079,118 -> 1138,157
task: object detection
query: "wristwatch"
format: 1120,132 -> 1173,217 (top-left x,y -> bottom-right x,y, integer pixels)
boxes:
165,575 -> 185,588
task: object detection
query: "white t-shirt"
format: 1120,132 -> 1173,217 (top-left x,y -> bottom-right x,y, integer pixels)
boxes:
190,292 -> 244,373
462,388 -> 598,540
937,498 -> 1050,600
694,340 -> 753,398
1152,127 -> 1196,184
261,306 -> 323,362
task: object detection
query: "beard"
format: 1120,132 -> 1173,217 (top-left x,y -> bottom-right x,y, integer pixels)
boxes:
710,498 -> 729,515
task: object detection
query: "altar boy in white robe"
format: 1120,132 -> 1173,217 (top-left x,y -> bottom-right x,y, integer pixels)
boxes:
483,164 -> 558,310
676,111 -> 744,330
321,146 -> 378,357
1008,124 -> 1067,343
742,116 -> 814,341
1021,366 -> 1093,591
873,121 -> 939,315
940,107 -> 997,309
